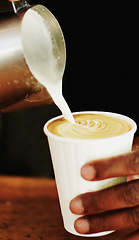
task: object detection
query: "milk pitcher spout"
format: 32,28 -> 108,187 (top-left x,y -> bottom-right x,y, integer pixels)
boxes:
0,3 -> 66,112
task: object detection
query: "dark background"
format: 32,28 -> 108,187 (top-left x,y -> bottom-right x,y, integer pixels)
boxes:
0,1 -> 139,177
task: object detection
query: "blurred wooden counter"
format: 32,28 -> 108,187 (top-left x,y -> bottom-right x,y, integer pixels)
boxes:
0,176 -> 134,240
0,176 -> 81,240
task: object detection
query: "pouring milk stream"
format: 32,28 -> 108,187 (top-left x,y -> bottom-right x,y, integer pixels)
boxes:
21,5 -> 75,123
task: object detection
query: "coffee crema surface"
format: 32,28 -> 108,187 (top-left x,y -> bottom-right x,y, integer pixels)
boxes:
48,114 -> 132,139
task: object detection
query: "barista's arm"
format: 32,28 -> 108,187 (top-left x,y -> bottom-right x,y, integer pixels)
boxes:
70,137 -> 139,239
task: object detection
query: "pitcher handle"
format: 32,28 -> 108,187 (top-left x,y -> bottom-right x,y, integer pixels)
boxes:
11,0 -> 30,13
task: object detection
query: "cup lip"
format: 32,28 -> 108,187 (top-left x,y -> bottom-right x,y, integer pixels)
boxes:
44,111 -> 137,143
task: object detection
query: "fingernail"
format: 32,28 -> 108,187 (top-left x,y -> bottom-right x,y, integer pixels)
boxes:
81,165 -> 96,181
70,197 -> 84,215
75,218 -> 90,234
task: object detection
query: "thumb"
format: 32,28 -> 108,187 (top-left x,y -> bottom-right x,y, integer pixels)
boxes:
132,136 -> 139,151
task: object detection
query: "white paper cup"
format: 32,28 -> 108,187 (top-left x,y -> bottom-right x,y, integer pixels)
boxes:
44,111 -> 137,237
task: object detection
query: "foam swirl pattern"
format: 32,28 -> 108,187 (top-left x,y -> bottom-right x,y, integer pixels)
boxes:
48,114 -> 132,139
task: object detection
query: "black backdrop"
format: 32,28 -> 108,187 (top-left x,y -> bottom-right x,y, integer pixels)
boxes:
30,1 -> 139,125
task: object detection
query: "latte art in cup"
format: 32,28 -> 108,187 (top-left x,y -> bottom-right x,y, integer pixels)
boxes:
44,112 -> 136,237
48,113 -> 132,139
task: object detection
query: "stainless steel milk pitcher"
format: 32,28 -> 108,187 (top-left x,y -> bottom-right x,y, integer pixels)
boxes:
0,1 -> 66,112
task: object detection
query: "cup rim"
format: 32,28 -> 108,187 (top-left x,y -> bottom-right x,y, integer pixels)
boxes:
44,111 -> 137,143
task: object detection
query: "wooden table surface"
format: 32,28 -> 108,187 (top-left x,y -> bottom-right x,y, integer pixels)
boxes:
0,176 -> 90,240
0,176 -> 134,240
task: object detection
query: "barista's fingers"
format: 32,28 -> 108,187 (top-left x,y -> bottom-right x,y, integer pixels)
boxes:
74,205 -> 139,235
133,137 -> 139,151
70,180 -> 139,215
81,150 -> 139,181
